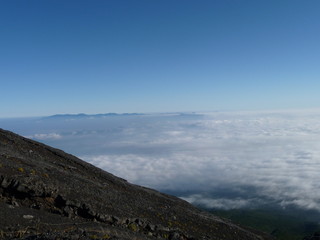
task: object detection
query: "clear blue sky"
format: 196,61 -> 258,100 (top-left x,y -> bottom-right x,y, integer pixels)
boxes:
1,0 -> 320,117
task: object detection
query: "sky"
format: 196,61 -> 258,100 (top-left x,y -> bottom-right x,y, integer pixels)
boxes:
1,0 -> 320,117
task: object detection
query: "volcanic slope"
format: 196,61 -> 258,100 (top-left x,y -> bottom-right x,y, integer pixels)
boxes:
0,128 -> 273,240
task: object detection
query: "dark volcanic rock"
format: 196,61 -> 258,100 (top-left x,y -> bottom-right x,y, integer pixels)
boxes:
0,128 -> 273,240
304,232 -> 320,240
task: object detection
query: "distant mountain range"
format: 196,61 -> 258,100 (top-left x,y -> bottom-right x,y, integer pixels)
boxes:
45,113 -> 144,119
44,112 -> 204,120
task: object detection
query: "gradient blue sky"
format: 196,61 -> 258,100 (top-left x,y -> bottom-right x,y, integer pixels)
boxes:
1,0 -> 320,117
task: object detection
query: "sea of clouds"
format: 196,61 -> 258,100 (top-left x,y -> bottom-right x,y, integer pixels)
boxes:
2,109 -> 320,211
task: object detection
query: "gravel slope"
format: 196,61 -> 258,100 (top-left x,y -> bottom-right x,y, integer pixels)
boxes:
0,128 -> 273,240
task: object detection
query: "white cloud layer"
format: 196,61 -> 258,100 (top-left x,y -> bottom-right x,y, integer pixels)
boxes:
79,110 -> 320,211
181,195 -> 260,210
28,133 -> 62,140
4,109 -> 320,211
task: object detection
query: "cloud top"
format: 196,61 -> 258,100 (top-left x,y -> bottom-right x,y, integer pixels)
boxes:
4,110 -> 320,211
28,133 -> 62,140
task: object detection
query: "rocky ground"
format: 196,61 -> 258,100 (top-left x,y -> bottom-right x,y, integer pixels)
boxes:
0,128 -> 273,240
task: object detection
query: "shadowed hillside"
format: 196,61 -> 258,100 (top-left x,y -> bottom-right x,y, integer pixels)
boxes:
0,128 -> 273,240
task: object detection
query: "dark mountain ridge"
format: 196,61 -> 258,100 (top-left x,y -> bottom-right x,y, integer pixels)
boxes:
0,128 -> 273,240
45,113 -> 144,119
